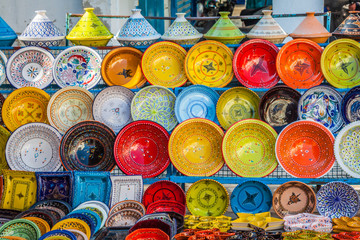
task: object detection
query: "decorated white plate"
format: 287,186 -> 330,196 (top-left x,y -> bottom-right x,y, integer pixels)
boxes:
74,203 -> 108,229
110,175 -> 143,208
0,50 -> 7,86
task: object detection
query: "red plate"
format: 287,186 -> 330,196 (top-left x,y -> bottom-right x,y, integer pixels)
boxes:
233,39 -> 279,88
142,180 -> 185,208
146,200 -> 186,216
114,120 -> 170,178
127,228 -> 169,240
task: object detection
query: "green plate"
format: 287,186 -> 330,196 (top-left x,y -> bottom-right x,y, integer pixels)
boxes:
0,219 -> 41,240
186,179 -> 229,217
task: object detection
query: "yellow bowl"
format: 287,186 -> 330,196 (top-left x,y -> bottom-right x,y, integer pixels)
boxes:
67,37 -> 113,47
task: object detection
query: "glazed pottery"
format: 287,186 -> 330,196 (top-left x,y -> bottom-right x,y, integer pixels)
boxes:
105,209 -> 142,227
341,86 -> 360,123
51,218 -> 91,240
38,230 -> 77,240
143,180 -> 185,208
0,51 -> 7,86
247,10 -> 287,44
36,172 -> 73,204
70,209 -> 101,233
61,213 -> 96,235
126,228 -> 169,240
333,11 -> 360,39
66,8 -> 113,47
116,9 -> 161,47
109,200 -> 145,216
110,176 -> 143,206
204,11 -> 245,44
0,219 -> 41,240
284,213 -> 332,232
74,203 -> 107,228
0,16 -> 17,47
23,216 -> 50,235
19,10 -> 65,47
146,200 -> 186,216
0,126 -> 10,174
162,13 -> 202,45
289,12 -> 331,43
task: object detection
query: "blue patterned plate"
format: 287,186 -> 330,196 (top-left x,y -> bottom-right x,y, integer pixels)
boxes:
0,51 -> 7,86
175,85 -> 219,124
298,85 -> 343,133
73,203 -> 107,229
36,172 -> 73,204
231,180 -> 272,214
38,229 -> 76,240
317,181 -> 360,219
70,209 -> 101,233
341,86 -> 360,124
61,212 -> 96,235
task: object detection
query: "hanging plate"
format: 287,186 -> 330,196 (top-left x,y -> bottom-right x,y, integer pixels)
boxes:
109,176 -> 143,206
73,203 -> 107,229
15,209 -> 57,229
341,86 -> 360,124
109,200 -> 146,216
70,209 -> 101,233
22,217 -> 50,236
38,230 -> 77,240
0,50 -> 7,86
146,200 -> 186,216
0,219 -> 41,240
61,213 -> 96,236
51,218 -> 90,240
105,209 -> 142,227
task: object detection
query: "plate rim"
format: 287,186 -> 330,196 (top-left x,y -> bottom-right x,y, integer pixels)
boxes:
0,50 -> 7,86
340,85 -> 360,124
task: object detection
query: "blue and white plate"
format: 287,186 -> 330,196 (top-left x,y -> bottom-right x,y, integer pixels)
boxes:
317,181 -> 360,219
230,180 -> 272,214
341,86 -> 360,124
70,209 -> 101,233
0,50 -> 7,86
175,84 -> 219,124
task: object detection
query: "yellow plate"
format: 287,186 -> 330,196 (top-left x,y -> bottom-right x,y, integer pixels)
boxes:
216,87 -> 260,130
185,40 -> 234,87
52,218 -> 90,240
2,87 -> 50,132
168,118 -> 224,176
141,41 -> 187,88
42,237 -> 71,240
0,126 -> 10,174
23,217 -> 50,235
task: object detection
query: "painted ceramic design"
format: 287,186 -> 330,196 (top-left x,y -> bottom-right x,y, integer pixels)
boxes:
298,85 -> 343,133
5,123 -> 62,172
126,228 -> 169,240
110,176 -> 143,207
93,86 -> 134,134
0,219 -> 41,240
276,39 -> 323,89
276,120 -> 335,178
61,213 -> 96,235
0,126 -> 10,174
60,121 -> 116,171
66,8 -> 113,47
0,51 -> 7,86
317,181 -> 359,219
23,216 -> 50,235
273,181 -> 316,218
31,200 -> 72,217
114,120 -> 170,178
162,13 -> 202,45
321,39 -> 360,88
341,86 -> 360,123
19,10 -> 64,47
168,118 -> 224,176
2,87 -> 50,132
6,47 -> 54,89
333,11 -> 360,39
131,86 -> 177,131
185,40 -> 234,88
51,218 -> 91,240
143,181 -> 185,208
116,9 -> 161,47
0,16 -> 17,47
70,209 -> 101,233
109,200 -> 145,217
216,87 -> 260,130
222,119 -> 278,177
78,200 -> 109,214
105,209 -> 142,227
53,46 -> 102,89
101,47 -> 145,88
146,200 -> 185,216
137,213 -> 175,237
15,209 -> 57,229
283,213 -> 332,232
141,41 -> 187,88
74,202 -> 108,228
0,93 -> 6,127
36,172 -> 73,204
38,230 -> 77,240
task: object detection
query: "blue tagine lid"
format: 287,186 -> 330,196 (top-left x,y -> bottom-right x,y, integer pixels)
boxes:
0,16 -> 17,47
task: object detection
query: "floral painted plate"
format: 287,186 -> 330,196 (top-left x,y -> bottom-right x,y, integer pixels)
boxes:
101,47 -> 146,89
5,123 -> 62,172
141,41 -> 187,88
298,85 -> 343,133
168,118 -> 224,176
216,87 -> 260,130
126,228 -> 169,240
276,120 -> 335,178
60,121 -> 116,171
105,209 -> 142,227
222,119 -> 278,177
317,181 -> 359,219
321,39 -> 360,88
114,120 -> 170,178
6,47 -> 54,89
233,39 -> 279,88
51,218 -> 91,240
92,86 -> 134,134
36,172 -> 73,204
0,219 -> 41,240
47,86 -> 94,134
53,46 -> 102,89
186,179 -> 229,217
38,230 -> 77,240
2,87 -> 50,132
109,200 -> 146,216
185,40 -> 233,88
0,126 -> 10,173
341,86 -> 360,124
110,176 -> 143,206
131,85 -> 177,131
146,200 -> 186,216
273,181 -> 316,218
0,50 -> 7,86
276,39 -> 323,89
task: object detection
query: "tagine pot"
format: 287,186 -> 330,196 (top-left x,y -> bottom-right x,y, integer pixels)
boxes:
333,11 -> 360,40
0,16 -> 17,47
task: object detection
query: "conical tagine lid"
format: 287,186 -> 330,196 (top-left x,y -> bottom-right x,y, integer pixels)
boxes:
162,13 -> 202,40
290,12 -> 331,39
204,11 -> 245,40
333,11 -> 360,39
0,16 -> 17,43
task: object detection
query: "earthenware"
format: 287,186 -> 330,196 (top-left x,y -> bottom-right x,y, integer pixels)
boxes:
38,230 -> 76,240
105,209 -> 142,227
109,200 -> 145,216
333,11 -> 360,39
341,86 -> 360,123
0,16 -> 17,47
36,172 -> 73,204
142,181 -> 185,208
109,176 -> 143,206
0,51 -> 7,86
0,219 -> 41,240
51,218 -> 91,240
126,228 -> 169,240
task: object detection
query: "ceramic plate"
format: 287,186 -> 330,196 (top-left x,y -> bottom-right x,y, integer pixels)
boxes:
186,179 -> 229,217
142,180 -> 185,208
51,218 -> 91,240
73,203 -> 107,229
15,209 -> 57,229
38,230 -> 77,240
129,219 -> 171,237
5,123 -> 62,172
233,39 -> 279,88
6,47 -> 54,89
0,126 -> 10,173
70,209 -> 101,233
60,121 -> 116,171
341,86 -> 360,124
31,200 -> 72,218
222,119 -> 278,177
185,40 -> 233,87
53,46 -> 102,89
146,200 -> 186,216
272,181 -> 316,218
126,228 -> 169,240
2,87 -> 50,132
36,172 -> 73,204
77,200 -> 109,215
216,87 -> 260,130
114,120 -> 170,178
276,39 -> 323,89
109,200 -> 146,216
298,85 -> 343,133
92,86 -> 134,134
0,93 -> 6,127
175,85 -> 219,124
101,47 -> 146,89
137,213 -> 175,238
168,118 -> 224,176
109,176 -> 143,207
141,41 -> 187,88
22,217 -> 50,236
0,219 -> 41,240
317,181 -> 359,219
0,51 -> 7,86
231,181 -> 272,214
276,120 -> 335,178
61,213 -> 95,236
105,209 -> 142,227
321,39 -> 360,88
65,229 -> 87,240
131,85 -> 177,131
47,86 -> 94,134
